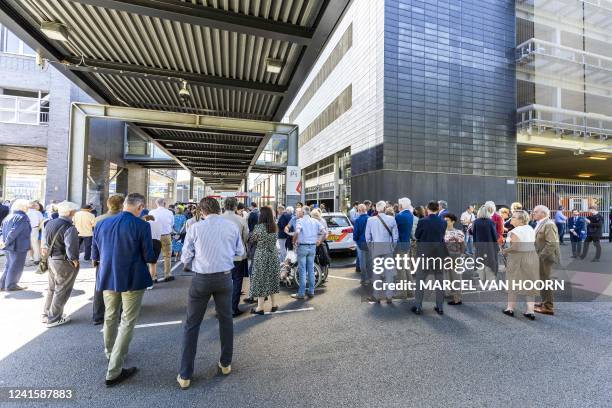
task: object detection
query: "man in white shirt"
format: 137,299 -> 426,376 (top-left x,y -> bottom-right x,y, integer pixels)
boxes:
149,198 -> 175,282
460,205 -> 475,255
27,201 -> 44,264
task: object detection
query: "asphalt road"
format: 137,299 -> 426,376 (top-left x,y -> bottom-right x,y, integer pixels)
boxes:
0,245 -> 611,408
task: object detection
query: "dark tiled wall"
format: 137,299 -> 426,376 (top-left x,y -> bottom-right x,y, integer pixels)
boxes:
383,0 -> 516,177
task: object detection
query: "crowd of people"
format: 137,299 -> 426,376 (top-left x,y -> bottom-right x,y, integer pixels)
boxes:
0,194 -> 332,388
347,198 -> 607,318
0,193 -> 609,388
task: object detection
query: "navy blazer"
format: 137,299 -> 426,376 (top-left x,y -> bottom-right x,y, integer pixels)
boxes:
277,212 -> 292,239
92,211 -> 155,292
567,216 -> 586,241
352,213 -> 369,244
415,214 -> 448,258
395,210 -> 414,243
1,211 -> 32,252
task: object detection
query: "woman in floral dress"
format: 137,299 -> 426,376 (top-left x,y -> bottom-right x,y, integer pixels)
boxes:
443,213 -> 466,305
248,206 -> 281,314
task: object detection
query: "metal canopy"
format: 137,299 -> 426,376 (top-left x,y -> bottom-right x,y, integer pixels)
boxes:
0,0 -> 347,193
0,0 -> 350,121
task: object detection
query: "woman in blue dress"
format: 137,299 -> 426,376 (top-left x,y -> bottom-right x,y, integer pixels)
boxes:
172,207 -> 187,261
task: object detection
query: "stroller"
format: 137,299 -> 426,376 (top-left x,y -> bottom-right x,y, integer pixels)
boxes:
280,247 -> 329,289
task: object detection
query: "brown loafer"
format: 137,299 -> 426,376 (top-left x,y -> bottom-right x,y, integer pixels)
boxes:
534,306 -> 554,315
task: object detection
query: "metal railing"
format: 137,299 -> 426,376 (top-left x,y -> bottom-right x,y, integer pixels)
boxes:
517,177 -> 611,236
516,38 -> 612,73
517,104 -> 612,141
0,94 -> 49,125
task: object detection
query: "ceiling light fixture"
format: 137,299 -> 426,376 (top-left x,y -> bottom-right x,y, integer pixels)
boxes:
588,156 -> 607,161
524,150 -> 546,155
577,174 -> 592,178
178,80 -> 190,100
265,58 -> 283,74
41,21 -> 69,42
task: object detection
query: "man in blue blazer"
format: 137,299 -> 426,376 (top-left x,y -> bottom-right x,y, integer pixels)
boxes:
413,201 -> 448,316
395,197 -> 414,246
352,204 -> 369,284
92,193 -> 155,387
395,198 -> 414,298
438,200 -> 449,219
0,199 -> 32,291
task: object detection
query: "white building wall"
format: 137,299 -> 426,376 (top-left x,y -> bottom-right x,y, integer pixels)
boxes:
281,0 -> 385,169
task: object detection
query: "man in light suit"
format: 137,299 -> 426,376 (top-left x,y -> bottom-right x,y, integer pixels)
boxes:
0,199 -> 32,291
532,205 -> 560,315
365,200 -> 399,304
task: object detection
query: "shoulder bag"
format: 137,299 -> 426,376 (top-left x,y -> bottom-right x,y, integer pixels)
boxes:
37,225 -> 67,274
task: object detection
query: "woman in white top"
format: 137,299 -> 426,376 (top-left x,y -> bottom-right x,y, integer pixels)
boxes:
502,210 -> 539,320
143,214 -> 162,288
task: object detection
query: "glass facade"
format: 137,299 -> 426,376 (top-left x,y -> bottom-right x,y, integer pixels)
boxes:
516,0 -> 612,140
383,0 -> 516,177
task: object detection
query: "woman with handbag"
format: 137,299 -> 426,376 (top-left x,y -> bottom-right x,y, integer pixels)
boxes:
248,206 -> 281,315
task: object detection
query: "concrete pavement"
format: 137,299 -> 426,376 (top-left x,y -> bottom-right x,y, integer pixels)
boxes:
0,245 -> 611,407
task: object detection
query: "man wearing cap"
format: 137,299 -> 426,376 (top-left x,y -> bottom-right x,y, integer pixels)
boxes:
41,201 -> 81,328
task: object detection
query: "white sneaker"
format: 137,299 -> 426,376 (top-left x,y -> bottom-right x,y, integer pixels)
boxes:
218,362 -> 231,375
146,285 -> 154,290
46,316 -> 71,328
176,374 -> 190,390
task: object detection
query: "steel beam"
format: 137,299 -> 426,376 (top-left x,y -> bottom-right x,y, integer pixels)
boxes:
61,0 -> 314,45
76,103 -> 288,133
136,124 -> 265,138
58,57 -> 287,96
156,139 -> 259,149
68,102 -> 296,193
67,105 -> 89,206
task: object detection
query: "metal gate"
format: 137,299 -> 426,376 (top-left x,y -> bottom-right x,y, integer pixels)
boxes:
517,177 -> 611,236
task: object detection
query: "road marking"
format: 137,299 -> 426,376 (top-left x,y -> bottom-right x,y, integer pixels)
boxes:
100,320 -> 183,332
171,262 -> 184,272
328,275 -> 360,281
264,307 -> 314,315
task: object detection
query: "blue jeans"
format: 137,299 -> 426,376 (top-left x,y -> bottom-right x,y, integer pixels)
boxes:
297,244 -> 316,296
355,243 -> 368,282
555,222 -> 566,243
465,234 -> 474,255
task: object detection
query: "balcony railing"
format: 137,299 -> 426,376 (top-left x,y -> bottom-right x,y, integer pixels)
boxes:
516,38 -> 612,72
517,104 -> 612,139
0,94 -> 49,125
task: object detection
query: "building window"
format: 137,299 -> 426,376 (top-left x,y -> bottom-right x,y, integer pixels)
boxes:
0,25 -> 36,56
0,88 -> 49,125
298,85 -> 352,148
289,24 -> 353,123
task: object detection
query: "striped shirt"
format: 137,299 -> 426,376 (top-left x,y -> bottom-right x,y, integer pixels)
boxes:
180,214 -> 245,274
